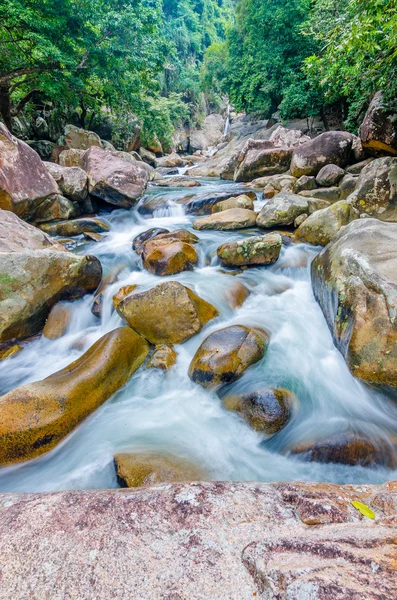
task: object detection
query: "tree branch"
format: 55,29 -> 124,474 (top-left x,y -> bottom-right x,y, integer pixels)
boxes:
76,29 -> 112,69
11,89 -> 40,115
0,64 -> 59,86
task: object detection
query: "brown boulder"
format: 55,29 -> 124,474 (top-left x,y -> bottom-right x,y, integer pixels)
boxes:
234,141 -> 293,182
113,285 -> 138,310
64,124 -> 102,150
193,208 -> 257,231
147,345 -> 177,370
182,191 -> 256,216
188,325 -> 269,389
290,431 -> 397,468
114,453 -> 205,487
223,388 -> 294,434
311,218 -> 397,386
81,147 -> 148,207
315,164 -> 345,187
0,123 -> 60,219
290,131 -> 355,177
211,194 -> 254,213
0,327 -> 149,465
42,303 -> 72,340
0,209 -> 102,343
116,281 -> 218,344
294,200 -> 358,246
154,154 -> 188,168
132,228 -> 170,254
58,148 -> 85,167
359,92 -> 397,156
142,238 -> 198,276
217,233 -> 282,267
39,217 -> 109,237
223,281 -> 251,309
30,194 -> 80,224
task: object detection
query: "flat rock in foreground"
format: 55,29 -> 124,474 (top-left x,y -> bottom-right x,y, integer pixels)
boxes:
0,480 -> 396,599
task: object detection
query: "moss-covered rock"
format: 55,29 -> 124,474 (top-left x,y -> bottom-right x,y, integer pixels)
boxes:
217,233 -> 282,267
294,200 -> 358,246
0,327 -> 149,465
117,281 -> 218,344
189,325 -> 269,389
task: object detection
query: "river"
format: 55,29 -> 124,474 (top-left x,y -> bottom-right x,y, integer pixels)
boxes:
1,174 -> 397,491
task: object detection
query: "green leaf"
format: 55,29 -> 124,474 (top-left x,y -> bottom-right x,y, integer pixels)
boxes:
351,501 -> 375,519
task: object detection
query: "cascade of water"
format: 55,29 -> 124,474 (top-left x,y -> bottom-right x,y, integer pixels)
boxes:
0,176 -> 396,492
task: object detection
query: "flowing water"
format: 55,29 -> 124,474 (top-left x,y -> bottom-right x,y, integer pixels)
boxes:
1,175 -> 397,492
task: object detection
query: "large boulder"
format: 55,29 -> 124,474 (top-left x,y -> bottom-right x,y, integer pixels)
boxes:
58,148 -> 85,167
190,114 -> 225,152
268,125 -> 310,148
193,208 -> 257,231
312,218 -> 397,386
114,453 -> 204,487
182,191 -> 256,216
116,281 -> 218,344
294,200 -> 358,246
44,162 -> 88,201
290,131 -> 355,177
63,124 -> 102,150
211,194 -> 254,213
315,164 -> 345,187
359,92 -> 397,156
0,327 -> 149,465
256,192 -> 308,228
39,217 -> 110,237
217,233 -> 282,267
188,325 -> 269,389
234,141 -> 293,182
0,210 -> 102,343
81,147 -> 148,207
154,154 -> 188,168
0,481 -> 396,598
348,157 -> 397,220
29,194 -> 80,224
223,388 -> 294,435
0,123 -> 60,219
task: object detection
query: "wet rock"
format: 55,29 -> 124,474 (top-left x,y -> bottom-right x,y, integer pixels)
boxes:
0,327 -> 149,465
299,186 -> 340,202
290,431 -> 397,467
295,175 -> 317,193
193,208 -> 257,231
39,217 -> 110,237
290,131 -> 355,177
188,325 -> 269,389
359,91 -> 397,156
182,191 -> 256,215
112,285 -> 138,310
150,229 -> 199,245
316,164 -> 345,187
0,123 -> 60,219
42,303 -> 72,340
114,453 -> 205,487
81,147 -> 148,208
83,232 -> 102,242
0,210 -> 102,343
217,233 -> 282,267
223,281 -> 251,309
147,345 -> 177,370
312,218 -> 397,387
154,154 -> 188,168
30,194 -> 80,224
142,238 -> 199,276
263,185 -> 276,199
347,157 -> 397,220
256,192 -> 308,228
64,124 -> 102,150
0,344 -> 23,361
153,176 -> 201,188
234,142 -> 293,182
91,264 -> 127,319
116,281 -> 218,344
223,387 -> 294,434
212,194 -> 254,213
132,228 -> 170,254
295,200 -> 358,246
339,174 -> 358,199
44,162 -> 88,201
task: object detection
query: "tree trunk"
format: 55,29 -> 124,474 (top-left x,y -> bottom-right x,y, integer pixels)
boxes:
0,85 -> 12,130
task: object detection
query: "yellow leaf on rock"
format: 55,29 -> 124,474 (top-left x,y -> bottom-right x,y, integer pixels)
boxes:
351,501 -> 375,519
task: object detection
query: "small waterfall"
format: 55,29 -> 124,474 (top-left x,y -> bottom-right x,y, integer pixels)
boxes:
223,116 -> 231,138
